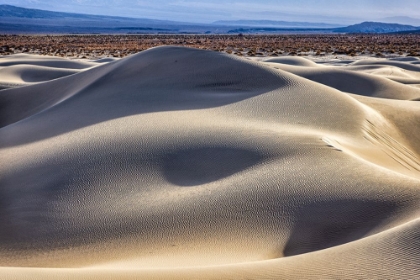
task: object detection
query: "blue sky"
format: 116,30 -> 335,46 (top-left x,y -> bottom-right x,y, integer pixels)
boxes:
1,0 -> 420,24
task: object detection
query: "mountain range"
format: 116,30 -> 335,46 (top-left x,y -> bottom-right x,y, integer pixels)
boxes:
334,22 -> 419,33
213,20 -> 343,28
1,5 -> 420,34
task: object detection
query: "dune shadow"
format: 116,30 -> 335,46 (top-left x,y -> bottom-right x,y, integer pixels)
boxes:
162,147 -> 265,186
283,198 -> 400,257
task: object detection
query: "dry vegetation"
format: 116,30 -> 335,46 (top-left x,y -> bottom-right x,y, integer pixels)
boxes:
1,34 -> 420,58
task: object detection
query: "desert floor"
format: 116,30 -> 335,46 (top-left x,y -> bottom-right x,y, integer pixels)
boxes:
1,34 -> 420,59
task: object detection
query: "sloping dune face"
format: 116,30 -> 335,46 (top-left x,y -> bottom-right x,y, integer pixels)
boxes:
1,47 -> 420,279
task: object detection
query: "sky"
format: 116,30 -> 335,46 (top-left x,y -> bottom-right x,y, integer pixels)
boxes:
1,0 -> 420,24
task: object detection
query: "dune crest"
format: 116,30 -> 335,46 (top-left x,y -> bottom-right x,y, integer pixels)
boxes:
1,46 -> 419,279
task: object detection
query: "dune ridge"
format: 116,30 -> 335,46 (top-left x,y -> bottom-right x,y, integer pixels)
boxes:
1,46 -> 419,279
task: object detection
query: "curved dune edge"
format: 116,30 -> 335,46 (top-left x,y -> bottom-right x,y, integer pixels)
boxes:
1,47 -> 420,279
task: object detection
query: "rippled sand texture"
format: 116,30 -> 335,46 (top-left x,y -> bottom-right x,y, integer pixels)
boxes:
1,47 -> 420,279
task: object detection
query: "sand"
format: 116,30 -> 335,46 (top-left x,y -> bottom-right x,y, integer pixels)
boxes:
0,47 -> 419,279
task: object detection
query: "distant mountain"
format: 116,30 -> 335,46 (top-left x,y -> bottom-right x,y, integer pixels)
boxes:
213,20 -> 342,28
333,22 -> 419,33
379,16 -> 420,26
4,5 -> 419,35
224,27 -> 335,35
0,4 -> 217,34
0,5 -> 337,34
0,4 -> 180,25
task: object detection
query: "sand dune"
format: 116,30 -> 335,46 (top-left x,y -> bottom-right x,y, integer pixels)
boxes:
265,56 -> 319,67
265,57 -> 420,100
0,54 -> 101,90
1,46 -> 419,279
351,58 -> 420,72
0,54 -> 98,69
0,64 -> 80,84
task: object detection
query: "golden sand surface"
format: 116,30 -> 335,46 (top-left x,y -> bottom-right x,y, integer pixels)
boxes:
1,46 -> 420,279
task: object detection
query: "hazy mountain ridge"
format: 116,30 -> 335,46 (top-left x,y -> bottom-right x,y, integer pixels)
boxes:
0,4 -> 215,34
334,21 -> 420,33
0,4 -> 178,24
213,20 -> 343,28
1,5 -> 420,34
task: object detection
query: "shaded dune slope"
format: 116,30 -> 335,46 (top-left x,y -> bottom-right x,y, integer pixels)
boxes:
0,47 -> 419,279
